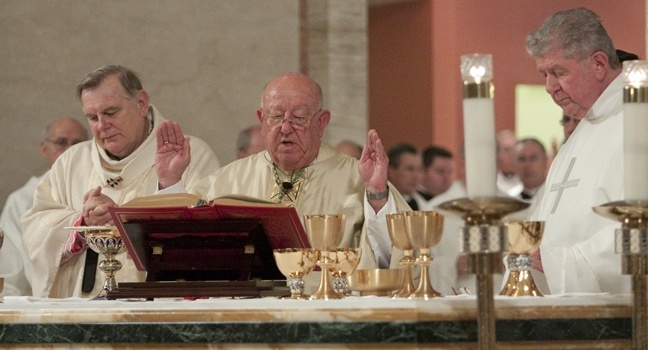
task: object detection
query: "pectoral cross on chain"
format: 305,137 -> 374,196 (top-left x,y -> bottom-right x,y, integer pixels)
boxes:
549,157 -> 580,214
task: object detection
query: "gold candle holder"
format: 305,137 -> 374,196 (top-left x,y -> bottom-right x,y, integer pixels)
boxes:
500,221 -> 545,297
304,214 -> 345,300
403,211 -> 444,300
593,200 -> 648,350
386,213 -> 416,298
438,196 -> 528,350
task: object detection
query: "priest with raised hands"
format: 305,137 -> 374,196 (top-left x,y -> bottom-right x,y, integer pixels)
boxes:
156,72 -> 410,269
22,65 -> 221,298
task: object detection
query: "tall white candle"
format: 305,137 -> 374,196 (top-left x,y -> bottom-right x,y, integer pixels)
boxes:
623,60 -> 648,200
460,54 -> 498,197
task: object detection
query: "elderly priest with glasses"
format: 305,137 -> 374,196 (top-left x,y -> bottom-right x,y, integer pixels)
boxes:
156,72 -> 411,269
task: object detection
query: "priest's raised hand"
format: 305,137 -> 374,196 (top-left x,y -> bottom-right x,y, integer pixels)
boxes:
156,120 -> 192,190
359,129 -> 389,213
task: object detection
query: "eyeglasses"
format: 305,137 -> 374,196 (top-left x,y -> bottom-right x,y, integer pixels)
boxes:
559,116 -> 581,126
45,138 -> 83,150
263,109 -> 321,130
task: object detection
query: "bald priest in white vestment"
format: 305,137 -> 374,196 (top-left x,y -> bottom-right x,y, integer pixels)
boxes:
526,8 -> 628,294
22,66 -> 220,298
155,72 -> 411,270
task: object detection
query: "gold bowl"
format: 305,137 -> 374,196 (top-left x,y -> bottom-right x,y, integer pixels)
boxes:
348,269 -> 404,296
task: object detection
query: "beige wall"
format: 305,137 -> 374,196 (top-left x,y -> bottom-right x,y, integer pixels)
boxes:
0,0 -> 300,207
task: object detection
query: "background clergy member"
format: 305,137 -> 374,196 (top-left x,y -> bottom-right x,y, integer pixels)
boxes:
418,145 -> 455,203
0,117 -> 88,296
526,8 -> 627,294
236,124 -> 265,159
155,72 -> 411,270
387,143 -> 424,211
22,65 -> 221,298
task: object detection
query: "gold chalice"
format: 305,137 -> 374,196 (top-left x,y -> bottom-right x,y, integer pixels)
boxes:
404,211 -> 444,299
386,213 -> 416,298
330,248 -> 362,296
304,214 -> 345,300
79,226 -> 126,300
500,221 -> 545,297
273,248 -> 319,299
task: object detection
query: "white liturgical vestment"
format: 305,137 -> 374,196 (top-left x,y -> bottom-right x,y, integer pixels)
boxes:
531,74 -> 627,294
22,106 -> 221,298
171,143 -> 411,269
0,175 -> 41,296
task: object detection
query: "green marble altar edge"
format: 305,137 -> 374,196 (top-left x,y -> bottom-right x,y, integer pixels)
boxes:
0,318 -> 631,344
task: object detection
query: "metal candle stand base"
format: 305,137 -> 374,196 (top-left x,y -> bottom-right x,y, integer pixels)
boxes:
594,200 -> 648,350
438,196 -> 529,350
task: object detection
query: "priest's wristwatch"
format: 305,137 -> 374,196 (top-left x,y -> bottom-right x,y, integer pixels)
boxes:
366,186 -> 389,200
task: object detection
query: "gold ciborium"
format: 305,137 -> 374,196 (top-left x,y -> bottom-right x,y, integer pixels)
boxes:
386,213 -> 416,298
330,248 -> 362,296
78,226 -> 126,300
404,211 -> 444,299
273,248 -> 319,299
500,221 -> 545,297
304,214 -> 345,300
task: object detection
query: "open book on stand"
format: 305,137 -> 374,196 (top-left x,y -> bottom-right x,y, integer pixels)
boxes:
108,193 -> 309,295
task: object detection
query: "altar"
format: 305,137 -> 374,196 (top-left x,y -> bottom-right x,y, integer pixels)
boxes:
0,293 -> 632,349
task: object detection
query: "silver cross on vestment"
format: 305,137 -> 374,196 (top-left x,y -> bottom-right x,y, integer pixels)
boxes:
549,157 -> 580,214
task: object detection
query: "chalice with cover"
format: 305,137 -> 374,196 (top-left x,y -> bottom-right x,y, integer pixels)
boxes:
273,248 -> 319,299
500,221 -> 545,296
330,248 -> 362,296
74,226 -> 127,300
404,211 -> 444,299
386,213 -> 416,298
304,214 -> 345,300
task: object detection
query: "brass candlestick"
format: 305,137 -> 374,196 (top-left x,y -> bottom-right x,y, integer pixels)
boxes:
593,200 -> 648,350
304,214 -> 345,300
500,221 -> 545,297
403,211 -> 444,300
438,196 -> 528,350
386,213 -> 416,298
